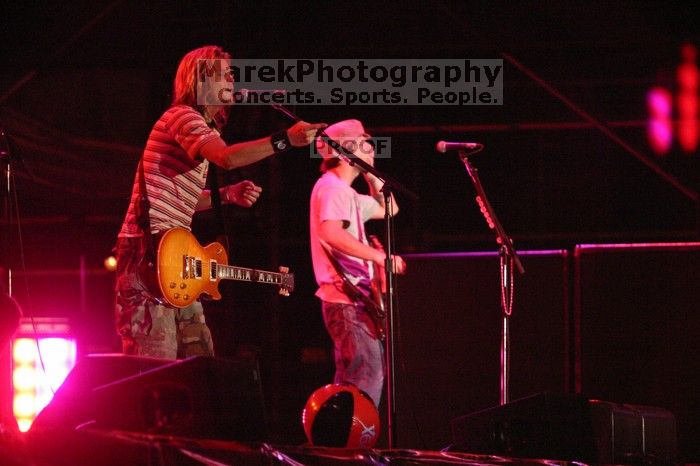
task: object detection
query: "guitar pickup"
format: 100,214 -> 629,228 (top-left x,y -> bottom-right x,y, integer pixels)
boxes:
182,254 -> 189,279
182,255 -> 203,279
210,261 -> 217,281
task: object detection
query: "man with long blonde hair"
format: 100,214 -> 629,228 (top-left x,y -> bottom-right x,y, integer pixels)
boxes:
115,45 -> 325,359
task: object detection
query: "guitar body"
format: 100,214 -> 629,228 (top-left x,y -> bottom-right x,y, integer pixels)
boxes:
157,227 -> 294,308
157,227 -> 228,308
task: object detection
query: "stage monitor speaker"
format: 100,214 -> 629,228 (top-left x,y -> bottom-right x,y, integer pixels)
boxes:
395,250 -> 570,450
450,392 -> 677,464
91,355 -> 268,442
30,353 -> 170,432
574,243 -> 700,462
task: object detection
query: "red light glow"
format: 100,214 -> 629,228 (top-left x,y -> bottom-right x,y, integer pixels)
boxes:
677,43 -> 699,154
12,337 -> 76,432
647,87 -> 674,155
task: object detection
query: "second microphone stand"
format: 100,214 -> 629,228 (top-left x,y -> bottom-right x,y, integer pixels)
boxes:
459,149 -> 524,405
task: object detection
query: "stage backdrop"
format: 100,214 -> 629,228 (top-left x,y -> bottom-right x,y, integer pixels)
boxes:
394,250 -> 571,450
574,242 -> 700,462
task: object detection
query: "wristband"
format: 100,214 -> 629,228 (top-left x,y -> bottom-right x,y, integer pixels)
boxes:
271,130 -> 291,153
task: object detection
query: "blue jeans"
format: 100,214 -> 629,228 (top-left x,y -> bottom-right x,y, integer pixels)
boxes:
322,301 -> 385,407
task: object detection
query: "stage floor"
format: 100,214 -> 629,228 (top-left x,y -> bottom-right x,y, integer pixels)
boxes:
4,427 -> 584,466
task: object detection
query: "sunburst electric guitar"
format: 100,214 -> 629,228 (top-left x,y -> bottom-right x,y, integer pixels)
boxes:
157,227 -> 294,308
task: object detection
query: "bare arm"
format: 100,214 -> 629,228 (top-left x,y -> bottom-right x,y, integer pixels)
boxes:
199,121 -> 326,169
195,180 -> 262,211
320,220 -> 385,265
364,172 -> 399,219
320,220 -> 406,273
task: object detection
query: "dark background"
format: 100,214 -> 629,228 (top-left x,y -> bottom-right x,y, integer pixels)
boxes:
1,0 -> 699,458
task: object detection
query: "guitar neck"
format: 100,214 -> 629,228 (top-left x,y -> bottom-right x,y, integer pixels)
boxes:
217,264 -> 285,285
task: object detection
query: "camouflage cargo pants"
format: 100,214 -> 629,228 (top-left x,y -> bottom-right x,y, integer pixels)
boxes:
114,235 -> 214,360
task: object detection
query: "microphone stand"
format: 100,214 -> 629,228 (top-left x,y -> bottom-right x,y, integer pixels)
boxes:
271,105 -> 417,448
458,149 -> 524,405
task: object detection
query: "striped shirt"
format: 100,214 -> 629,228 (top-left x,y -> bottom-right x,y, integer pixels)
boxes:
119,105 -> 220,237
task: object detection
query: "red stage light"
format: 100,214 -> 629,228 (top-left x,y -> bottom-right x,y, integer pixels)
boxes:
647,87 -> 673,156
11,319 -> 76,432
677,43 -> 699,154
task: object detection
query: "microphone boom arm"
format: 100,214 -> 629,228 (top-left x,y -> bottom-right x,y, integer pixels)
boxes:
461,152 -> 523,274
270,104 -> 417,201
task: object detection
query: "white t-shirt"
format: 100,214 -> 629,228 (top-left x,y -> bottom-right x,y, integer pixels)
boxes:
309,171 -> 380,302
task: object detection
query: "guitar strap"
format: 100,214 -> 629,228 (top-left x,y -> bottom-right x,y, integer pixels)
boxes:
206,163 -> 230,252
321,243 -> 378,313
321,192 -> 379,308
135,110 -> 229,261
130,109 -> 228,303
202,113 -> 230,253
321,243 -> 386,344
136,158 -> 157,264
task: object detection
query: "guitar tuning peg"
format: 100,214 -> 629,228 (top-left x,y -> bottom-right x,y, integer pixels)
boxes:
279,266 -> 289,273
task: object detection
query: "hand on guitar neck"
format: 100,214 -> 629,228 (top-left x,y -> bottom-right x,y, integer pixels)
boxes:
369,235 -> 407,277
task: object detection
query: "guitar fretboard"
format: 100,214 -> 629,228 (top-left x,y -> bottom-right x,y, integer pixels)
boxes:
212,262 -> 284,284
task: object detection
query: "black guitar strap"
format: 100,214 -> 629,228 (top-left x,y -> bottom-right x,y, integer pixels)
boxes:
202,113 -> 230,253
136,109 -> 230,264
136,158 -> 157,264
206,163 -> 230,252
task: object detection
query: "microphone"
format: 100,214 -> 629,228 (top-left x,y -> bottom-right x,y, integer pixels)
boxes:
436,140 -> 483,153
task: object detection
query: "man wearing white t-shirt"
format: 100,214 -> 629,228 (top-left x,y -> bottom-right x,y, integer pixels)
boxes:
309,119 -> 406,407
